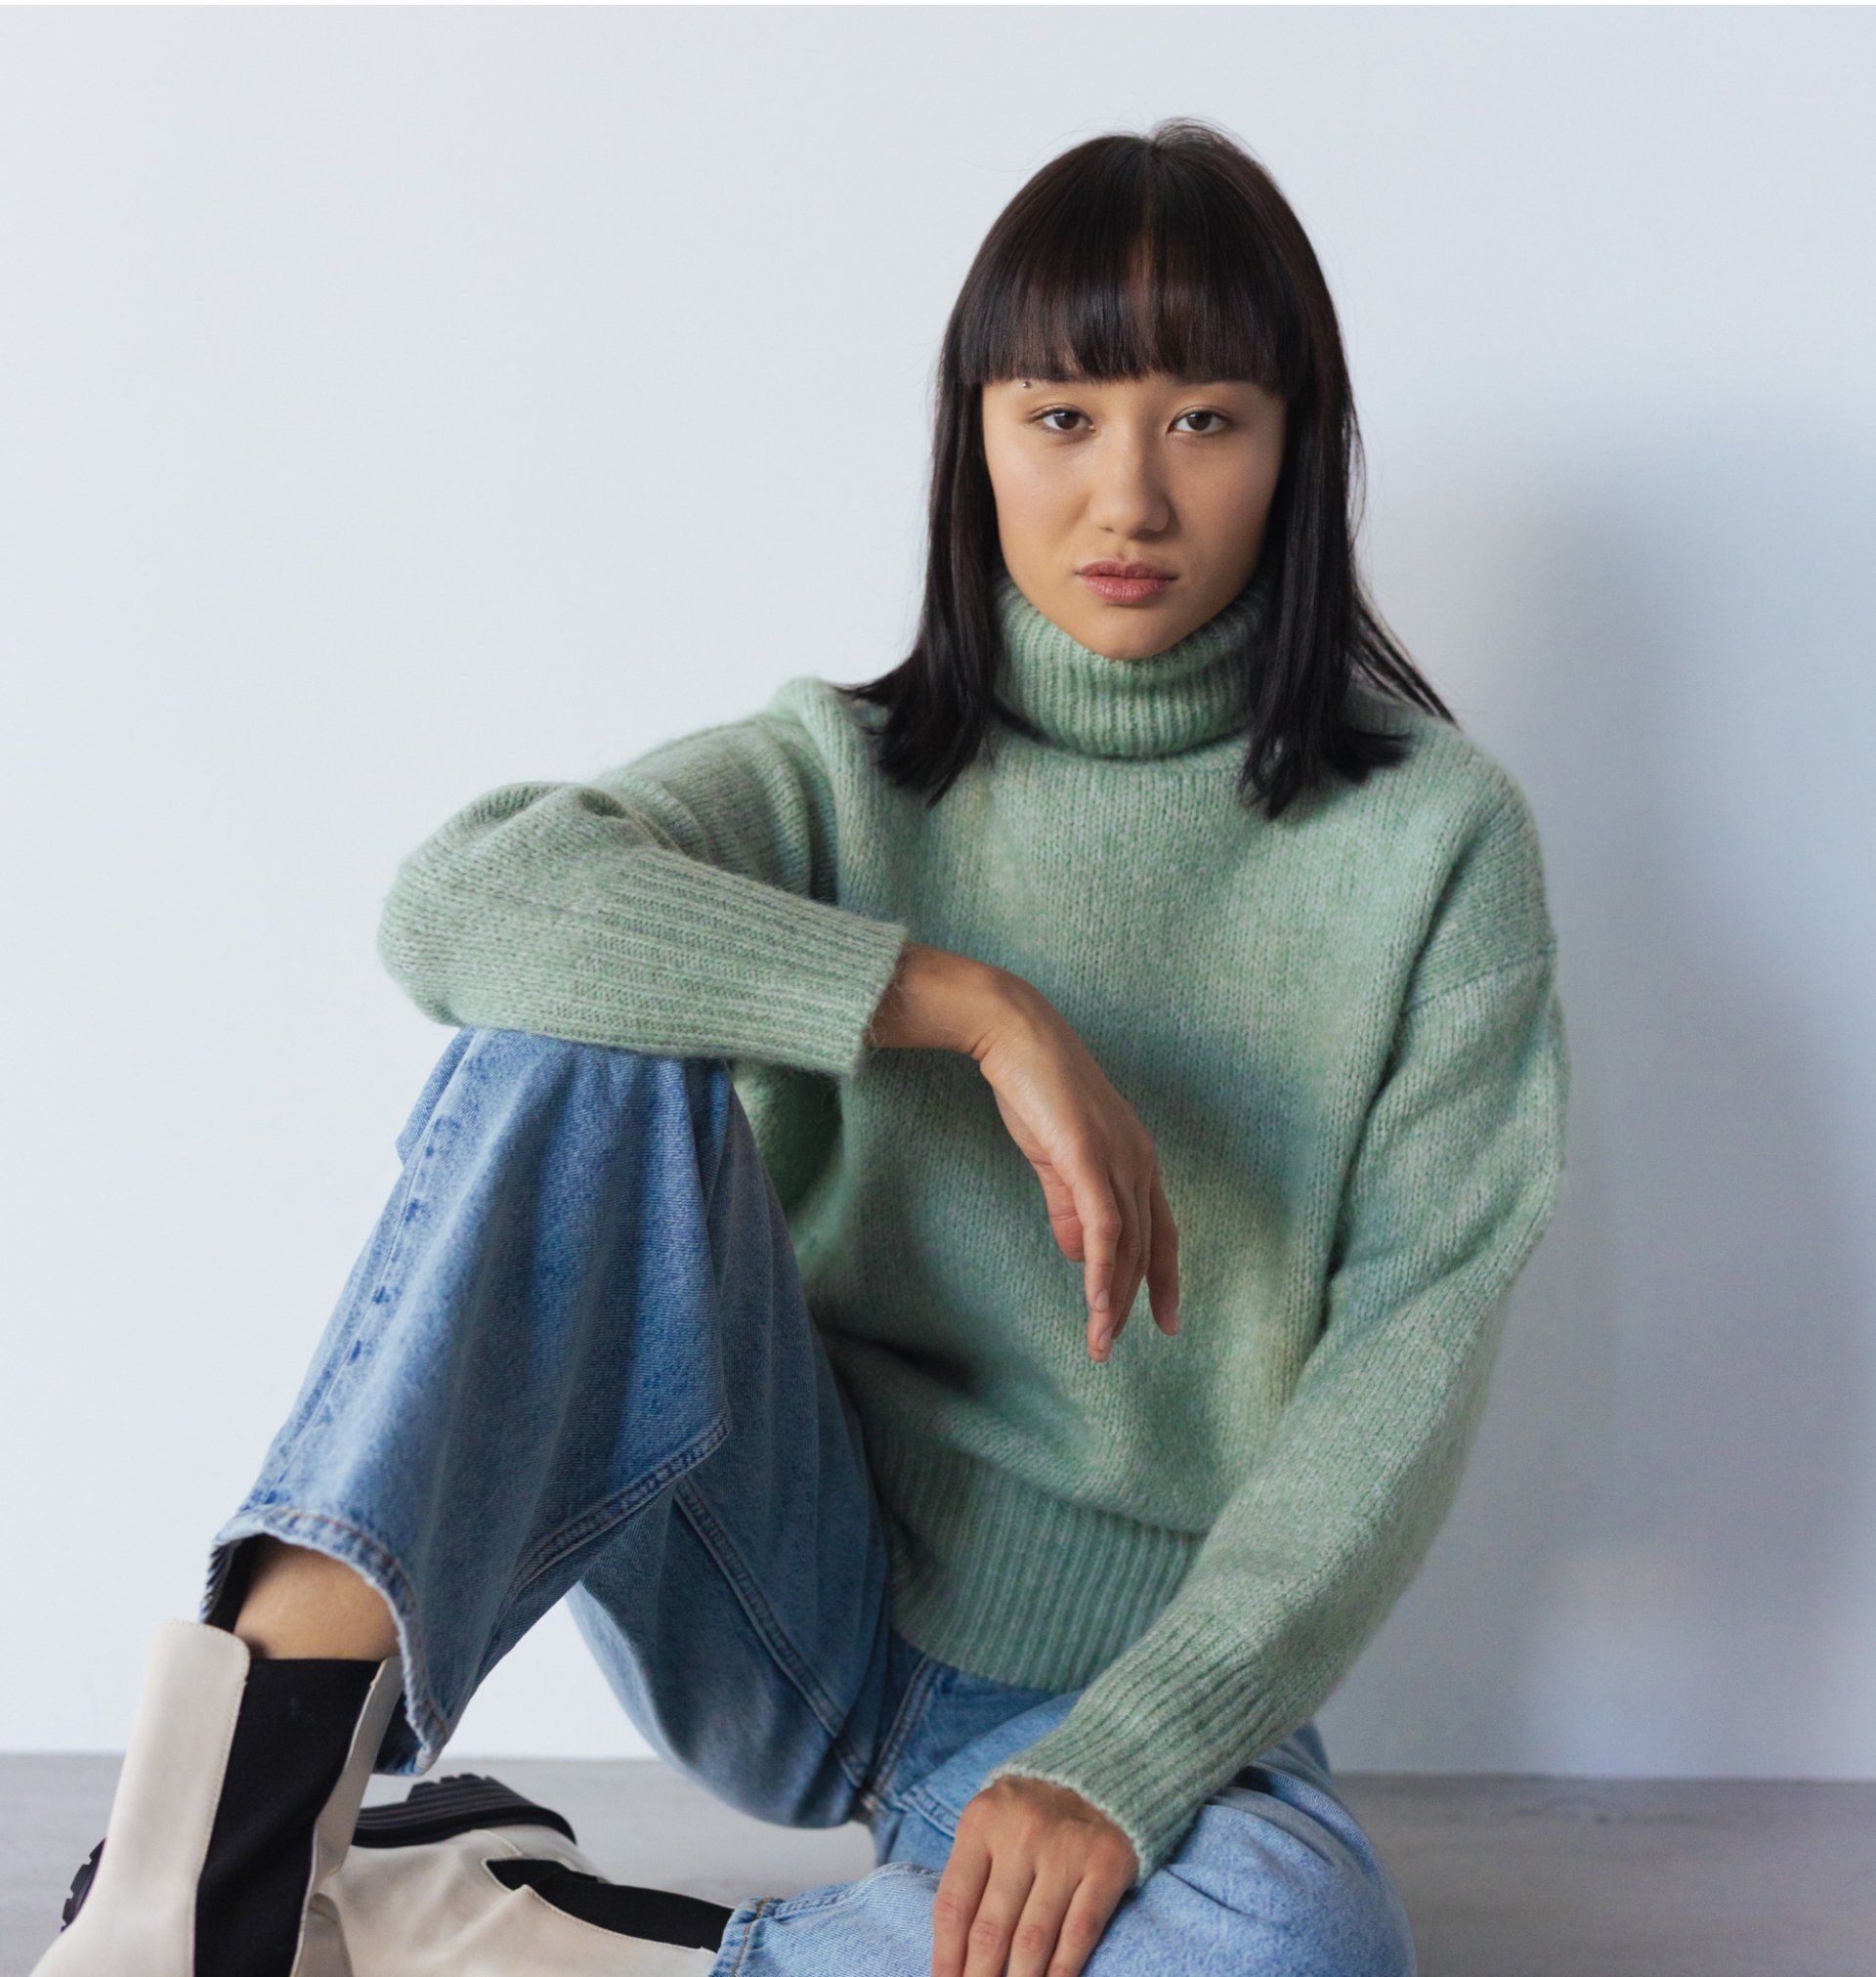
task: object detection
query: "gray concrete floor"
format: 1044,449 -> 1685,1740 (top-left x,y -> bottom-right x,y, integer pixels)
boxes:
5,1754 -> 1872,1974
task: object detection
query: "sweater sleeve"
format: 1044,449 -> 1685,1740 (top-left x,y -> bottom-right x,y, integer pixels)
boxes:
374,687 -> 912,1080
980,789 -> 1572,1885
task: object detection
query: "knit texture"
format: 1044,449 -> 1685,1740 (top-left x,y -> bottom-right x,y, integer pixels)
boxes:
376,568 -> 1570,1884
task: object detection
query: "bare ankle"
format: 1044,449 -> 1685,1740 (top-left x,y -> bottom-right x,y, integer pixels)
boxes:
230,1536 -> 399,1662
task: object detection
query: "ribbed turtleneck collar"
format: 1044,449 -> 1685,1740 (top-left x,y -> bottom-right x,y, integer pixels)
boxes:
990,565 -> 1274,759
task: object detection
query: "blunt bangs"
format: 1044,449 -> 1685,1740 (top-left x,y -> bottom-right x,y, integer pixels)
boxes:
956,150 -> 1301,408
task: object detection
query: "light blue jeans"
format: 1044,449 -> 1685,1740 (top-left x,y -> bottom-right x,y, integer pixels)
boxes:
201,1025 -> 1416,1975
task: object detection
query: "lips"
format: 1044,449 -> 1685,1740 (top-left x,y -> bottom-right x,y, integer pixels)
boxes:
1080,561 -> 1175,580
1078,569 -> 1173,604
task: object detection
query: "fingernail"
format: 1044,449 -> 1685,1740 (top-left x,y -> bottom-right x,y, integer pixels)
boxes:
1095,1287 -> 1110,1311
1167,1307 -> 1180,1333
1093,1326 -> 1113,1355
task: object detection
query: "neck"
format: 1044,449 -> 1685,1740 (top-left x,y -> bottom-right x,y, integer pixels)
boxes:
990,567 -> 1274,759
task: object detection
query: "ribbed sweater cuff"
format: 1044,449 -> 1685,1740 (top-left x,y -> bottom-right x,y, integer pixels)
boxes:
979,1607 -> 1306,1887
386,851 -> 912,1080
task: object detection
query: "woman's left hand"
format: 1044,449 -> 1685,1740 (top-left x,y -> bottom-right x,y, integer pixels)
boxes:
929,1775 -> 1138,1977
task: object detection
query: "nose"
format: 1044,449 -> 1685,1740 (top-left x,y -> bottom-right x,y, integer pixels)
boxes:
1083,438 -> 1172,540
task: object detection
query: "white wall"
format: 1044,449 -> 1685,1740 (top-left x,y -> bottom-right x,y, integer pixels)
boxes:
3,6 -> 1871,1777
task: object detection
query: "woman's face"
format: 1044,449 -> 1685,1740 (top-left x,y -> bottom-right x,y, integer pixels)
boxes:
980,370 -> 1286,659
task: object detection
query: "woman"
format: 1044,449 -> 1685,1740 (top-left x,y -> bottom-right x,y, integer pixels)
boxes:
36,118 -> 1567,1977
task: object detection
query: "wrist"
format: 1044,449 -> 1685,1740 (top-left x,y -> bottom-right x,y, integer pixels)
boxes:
865,943 -> 1027,1057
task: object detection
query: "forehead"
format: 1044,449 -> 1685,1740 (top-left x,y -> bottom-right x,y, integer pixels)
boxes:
993,372 -> 1257,392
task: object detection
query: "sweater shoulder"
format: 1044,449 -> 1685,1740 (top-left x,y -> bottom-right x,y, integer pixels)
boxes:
1338,680 -> 1558,1002
1342,677 -> 1531,818
600,674 -> 876,832
763,671 -> 889,766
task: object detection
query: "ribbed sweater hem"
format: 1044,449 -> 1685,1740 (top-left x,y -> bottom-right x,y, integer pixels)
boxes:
863,1430 -> 1204,1692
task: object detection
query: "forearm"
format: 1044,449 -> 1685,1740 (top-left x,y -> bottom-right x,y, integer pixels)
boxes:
377,780 -> 912,1078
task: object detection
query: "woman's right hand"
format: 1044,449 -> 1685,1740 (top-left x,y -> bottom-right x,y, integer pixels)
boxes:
971,976 -> 1181,1361
866,943 -> 1181,1361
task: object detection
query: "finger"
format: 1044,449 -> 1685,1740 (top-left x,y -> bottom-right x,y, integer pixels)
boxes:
1088,1168 -> 1147,1360
1039,1167 -> 1087,1264
1123,1172 -> 1153,1335
1075,1165 -> 1124,1345
1098,1169 -> 1154,1360
1146,1170 -> 1180,1336
1046,1870 -> 1130,1977
930,1830 -> 992,1977
1091,1180 -> 1143,1361
960,1859 -> 1039,1977
1004,1869 -> 1080,1977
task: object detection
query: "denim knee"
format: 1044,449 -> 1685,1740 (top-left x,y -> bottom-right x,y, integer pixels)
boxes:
406,1027 -> 738,1175
444,1026 -> 727,1104
1142,1795 -> 1417,1976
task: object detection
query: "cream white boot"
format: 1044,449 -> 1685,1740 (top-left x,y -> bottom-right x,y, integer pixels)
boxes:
333,1774 -> 726,1972
31,1618 -> 405,1977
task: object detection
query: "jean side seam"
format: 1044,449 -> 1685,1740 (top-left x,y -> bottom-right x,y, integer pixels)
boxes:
268,1145 -> 430,1476
274,1032 -> 484,1473
727,1897 -> 770,1975
670,1478 -> 866,1791
353,1079 -> 466,1318
505,1411 -> 734,1601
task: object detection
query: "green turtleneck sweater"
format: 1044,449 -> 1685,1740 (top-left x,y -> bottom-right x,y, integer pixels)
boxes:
375,569 -> 1570,1883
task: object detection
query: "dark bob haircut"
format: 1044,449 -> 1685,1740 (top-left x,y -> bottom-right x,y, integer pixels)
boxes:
841,116 -> 1456,822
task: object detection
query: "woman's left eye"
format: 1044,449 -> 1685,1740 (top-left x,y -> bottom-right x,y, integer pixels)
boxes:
1176,409 -> 1229,434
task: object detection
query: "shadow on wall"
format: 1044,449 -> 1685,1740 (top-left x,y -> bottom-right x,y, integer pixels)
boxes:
1320,412 -> 1876,1778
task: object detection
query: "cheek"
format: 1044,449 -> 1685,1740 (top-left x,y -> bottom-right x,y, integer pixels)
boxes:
987,455 -> 1073,542
1246,435 -> 1288,511
1200,459 -> 1281,534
